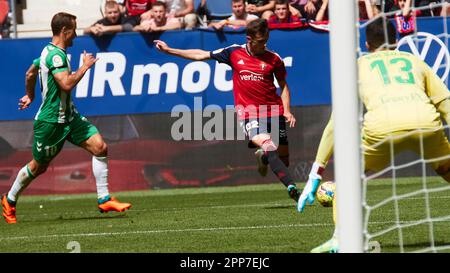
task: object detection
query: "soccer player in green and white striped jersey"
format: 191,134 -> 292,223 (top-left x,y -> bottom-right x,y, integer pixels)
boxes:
1,12 -> 131,224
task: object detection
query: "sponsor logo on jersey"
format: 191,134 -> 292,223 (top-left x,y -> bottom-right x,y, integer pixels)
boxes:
238,70 -> 264,81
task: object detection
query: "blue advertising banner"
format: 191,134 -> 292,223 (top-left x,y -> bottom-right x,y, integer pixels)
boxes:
0,27 -> 329,121
0,17 -> 448,121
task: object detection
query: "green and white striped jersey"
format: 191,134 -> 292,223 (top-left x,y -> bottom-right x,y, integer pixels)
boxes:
35,43 -> 78,123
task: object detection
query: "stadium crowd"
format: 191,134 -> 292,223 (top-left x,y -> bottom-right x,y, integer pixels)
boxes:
84,0 -> 450,35
0,0 -> 10,38
1,0 -> 449,39
87,0 -> 450,35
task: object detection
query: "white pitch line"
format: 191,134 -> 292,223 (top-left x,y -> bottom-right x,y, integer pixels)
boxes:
0,222 -> 332,241
1,219 -> 449,242
4,218 -> 450,242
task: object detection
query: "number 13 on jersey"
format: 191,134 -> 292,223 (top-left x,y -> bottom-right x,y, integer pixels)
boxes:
370,57 -> 416,85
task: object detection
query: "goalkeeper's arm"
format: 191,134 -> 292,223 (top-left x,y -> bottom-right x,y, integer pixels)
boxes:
314,113 -> 335,169
436,98 -> 450,126
298,114 -> 334,212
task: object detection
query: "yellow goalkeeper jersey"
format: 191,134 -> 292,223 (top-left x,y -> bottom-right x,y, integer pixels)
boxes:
358,50 -> 449,136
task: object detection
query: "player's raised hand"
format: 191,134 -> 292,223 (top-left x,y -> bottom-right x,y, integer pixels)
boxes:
154,40 -> 169,52
284,111 -> 296,128
82,50 -> 98,69
91,24 -> 101,36
18,95 -> 32,110
304,1 -> 317,15
246,4 -> 257,13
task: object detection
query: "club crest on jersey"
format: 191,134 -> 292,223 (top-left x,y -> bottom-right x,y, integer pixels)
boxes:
52,55 -> 64,68
261,62 -> 266,70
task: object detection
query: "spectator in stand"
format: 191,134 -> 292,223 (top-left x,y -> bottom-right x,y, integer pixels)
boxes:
246,0 -> 276,20
288,0 -> 306,10
367,0 -> 442,18
298,0 -> 323,21
195,0 -> 210,27
302,0 -> 327,31
135,1 -> 182,32
288,0 -> 306,17
374,0 -> 395,14
392,0 -> 416,37
441,1 -> 450,16
115,0 -> 127,13
209,0 -> 258,30
0,0 -> 9,38
85,1 -> 133,36
163,0 -> 197,30
268,0 -> 303,28
359,0 -> 380,20
413,0 -> 442,17
101,0 -> 127,16
124,0 -> 154,28
314,0 -> 328,21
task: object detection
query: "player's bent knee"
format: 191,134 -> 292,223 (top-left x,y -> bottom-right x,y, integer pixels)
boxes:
260,139 -> 278,152
93,142 -> 108,157
28,160 -> 48,177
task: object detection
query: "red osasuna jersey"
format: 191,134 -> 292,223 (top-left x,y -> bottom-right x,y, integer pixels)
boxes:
210,44 -> 287,120
126,0 -> 153,16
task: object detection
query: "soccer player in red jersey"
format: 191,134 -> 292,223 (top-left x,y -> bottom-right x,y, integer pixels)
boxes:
154,18 -> 301,203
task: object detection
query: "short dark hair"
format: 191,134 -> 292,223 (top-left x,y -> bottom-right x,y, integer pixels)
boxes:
152,1 -> 166,9
246,18 -> 269,38
51,12 -> 77,36
275,0 -> 289,7
105,1 -> 119,10
365,18 -> 397,50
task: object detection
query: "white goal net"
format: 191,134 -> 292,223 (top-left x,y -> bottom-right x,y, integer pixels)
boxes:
355,0 -> 450,253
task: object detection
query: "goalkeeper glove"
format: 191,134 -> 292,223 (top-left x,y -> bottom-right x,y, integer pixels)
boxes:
297,162 -> 324,212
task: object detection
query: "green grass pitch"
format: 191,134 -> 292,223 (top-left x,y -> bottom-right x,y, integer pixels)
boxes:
1,177 -> 449,253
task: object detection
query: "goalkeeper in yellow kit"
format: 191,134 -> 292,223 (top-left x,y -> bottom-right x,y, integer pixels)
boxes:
298,18 -> 450,253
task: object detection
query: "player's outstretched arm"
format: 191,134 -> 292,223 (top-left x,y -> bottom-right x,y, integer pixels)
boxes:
154,40 -> 211,61
19,63 -> 39,110
436,99 -> 450,126
298,114 -> 334,212
422,59 -> 450,125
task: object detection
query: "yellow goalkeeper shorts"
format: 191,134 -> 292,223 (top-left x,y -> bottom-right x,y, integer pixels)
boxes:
362,127 -> 450,172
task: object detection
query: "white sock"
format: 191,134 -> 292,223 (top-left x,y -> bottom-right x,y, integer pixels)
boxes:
8,165 -> 35,202
92,156 -> 109,200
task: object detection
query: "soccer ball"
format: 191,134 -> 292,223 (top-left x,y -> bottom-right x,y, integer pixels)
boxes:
316,181 -> 335,207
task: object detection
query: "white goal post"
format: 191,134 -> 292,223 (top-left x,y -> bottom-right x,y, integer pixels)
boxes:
328,0 -> 364,253
328,0 -> 450,253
